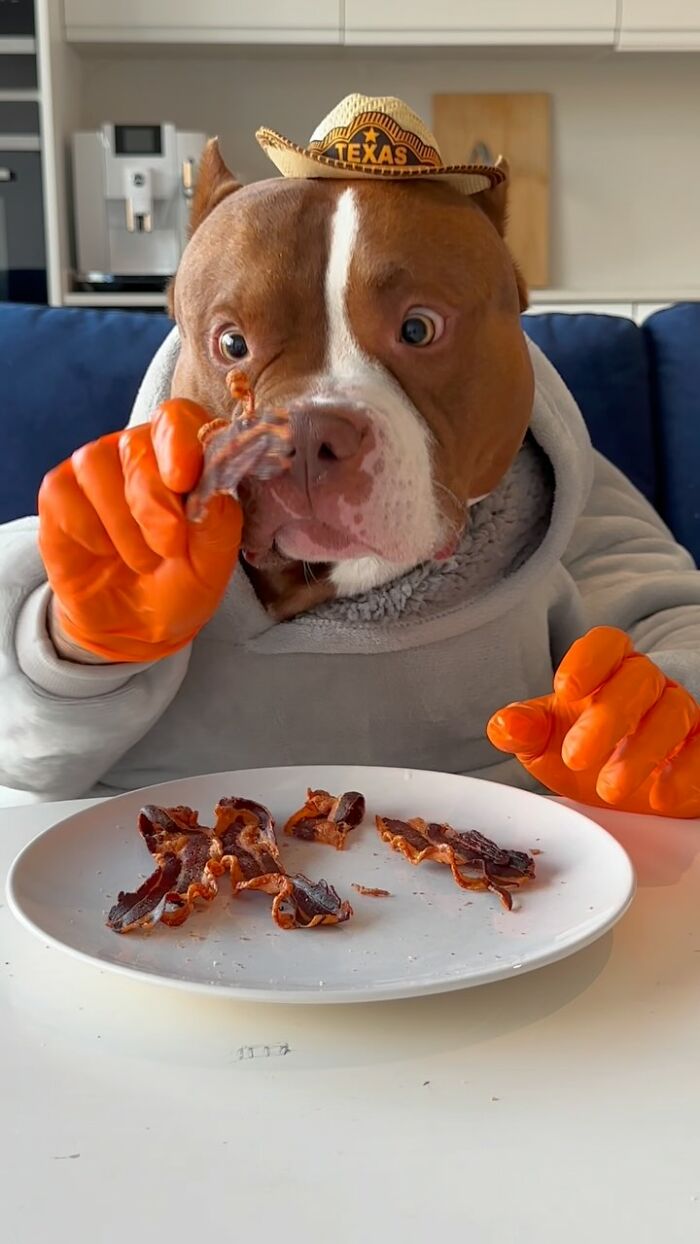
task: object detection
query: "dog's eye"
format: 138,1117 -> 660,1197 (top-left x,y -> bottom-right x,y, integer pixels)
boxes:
218,328 -> 248,361
399,309 -> 443,347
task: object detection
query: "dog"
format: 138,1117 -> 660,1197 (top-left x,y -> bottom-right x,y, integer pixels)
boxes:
2,94 -> 700,814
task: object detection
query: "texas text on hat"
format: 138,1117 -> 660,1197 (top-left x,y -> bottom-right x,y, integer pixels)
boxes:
256,93 -> 505,196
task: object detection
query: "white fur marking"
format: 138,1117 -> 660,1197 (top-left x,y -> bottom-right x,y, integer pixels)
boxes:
325,189 -> 361,377
320,189 -> 443,596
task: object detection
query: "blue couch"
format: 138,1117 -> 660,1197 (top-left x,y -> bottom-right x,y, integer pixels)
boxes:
1,302 -> 699,561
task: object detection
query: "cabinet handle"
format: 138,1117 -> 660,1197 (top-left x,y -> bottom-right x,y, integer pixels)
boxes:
0,167 -> 15,182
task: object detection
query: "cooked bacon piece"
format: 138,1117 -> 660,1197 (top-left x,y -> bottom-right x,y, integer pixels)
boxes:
107,854 -> 183,934
107,805 -> 219,932
214,798 -> 353,927
242,873 -> 353,929
108,795 -> 354,935
284,788 -> 366,850
212,797 -> 284,886
351,884 -> 391,898
187,372 -> 291,522
376,816 -> 535,911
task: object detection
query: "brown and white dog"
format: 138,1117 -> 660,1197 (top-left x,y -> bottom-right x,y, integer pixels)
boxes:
169,141 -> 533,619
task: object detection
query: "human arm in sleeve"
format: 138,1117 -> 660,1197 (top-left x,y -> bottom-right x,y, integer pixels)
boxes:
0,517 -> 191,798
488,453 -> 700,817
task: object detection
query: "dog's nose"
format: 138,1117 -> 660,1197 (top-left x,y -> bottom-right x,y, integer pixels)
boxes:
286,406 -> 370,488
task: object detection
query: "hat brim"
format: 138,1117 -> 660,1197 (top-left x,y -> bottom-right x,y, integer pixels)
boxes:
256,127 -> 504,197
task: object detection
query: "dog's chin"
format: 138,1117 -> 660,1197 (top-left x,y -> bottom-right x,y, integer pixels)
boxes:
273,519 -> 374,563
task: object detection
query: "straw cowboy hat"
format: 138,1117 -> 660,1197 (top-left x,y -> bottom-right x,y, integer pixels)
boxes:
256,93 -> 505,196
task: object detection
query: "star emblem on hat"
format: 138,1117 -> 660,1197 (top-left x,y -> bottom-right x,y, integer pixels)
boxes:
364,127 -> 379,142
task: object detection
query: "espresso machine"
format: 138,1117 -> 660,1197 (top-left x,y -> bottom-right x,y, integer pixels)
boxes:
72,123 -> 207,292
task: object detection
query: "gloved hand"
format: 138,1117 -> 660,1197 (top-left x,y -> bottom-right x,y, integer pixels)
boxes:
487,626 -> 700,818
38,399 -> 242,663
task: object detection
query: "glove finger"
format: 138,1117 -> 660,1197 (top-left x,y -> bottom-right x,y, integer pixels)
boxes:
119,425 -> 188,560
38,459 -> 114,558
597,684 -> 700,805
150,398 -> 210,494
562,654 -> 666,772
554,627 -> 633,702
486,699 -> 554,760
72,434 -> 161,574
650,732 -> 700,818
187,493 -> 243,580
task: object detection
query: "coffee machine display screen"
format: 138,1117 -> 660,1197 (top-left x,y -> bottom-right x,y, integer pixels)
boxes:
114,126 -> 163,156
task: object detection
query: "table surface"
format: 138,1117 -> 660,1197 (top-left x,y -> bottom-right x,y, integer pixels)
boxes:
2,796 -> 699,1244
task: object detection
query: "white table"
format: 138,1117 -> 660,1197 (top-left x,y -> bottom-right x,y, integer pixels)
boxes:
2,797 -> 700,1243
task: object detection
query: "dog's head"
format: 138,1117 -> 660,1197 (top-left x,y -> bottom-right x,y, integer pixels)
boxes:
170,141 -> 534,607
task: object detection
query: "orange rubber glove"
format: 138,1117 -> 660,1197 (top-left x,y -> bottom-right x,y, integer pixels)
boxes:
38,399 -> 242,663
487,626 -> 700,818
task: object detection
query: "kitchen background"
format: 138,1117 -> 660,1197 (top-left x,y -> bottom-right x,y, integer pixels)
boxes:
2,0 -> 700,319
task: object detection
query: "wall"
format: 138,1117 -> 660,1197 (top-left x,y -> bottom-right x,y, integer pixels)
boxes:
77,48 -> 700,294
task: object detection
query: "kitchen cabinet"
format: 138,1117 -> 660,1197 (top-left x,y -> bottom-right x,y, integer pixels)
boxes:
344,1 -> 618,45
618,1 -> 700,49
64,1 -> 342,44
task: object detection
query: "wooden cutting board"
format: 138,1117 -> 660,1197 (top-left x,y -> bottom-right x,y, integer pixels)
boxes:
432,93 -> 551,289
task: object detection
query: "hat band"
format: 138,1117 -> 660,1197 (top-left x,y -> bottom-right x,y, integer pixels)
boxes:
308,110 -> 442,170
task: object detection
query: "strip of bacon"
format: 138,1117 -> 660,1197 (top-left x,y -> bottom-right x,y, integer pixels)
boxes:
213,797 -> 353,927
108,796 -> 354,934
284,789 -> 366,850
241,873 -> 353,929
211,796 -> 284,886
107,805 -> 219,933
376,816 -> 535,911
186,372 -> 291,522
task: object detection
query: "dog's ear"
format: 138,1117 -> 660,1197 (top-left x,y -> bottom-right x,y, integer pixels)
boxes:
472,154 -> 510,236
471,156 -> 528,312
189,138 -> 242,236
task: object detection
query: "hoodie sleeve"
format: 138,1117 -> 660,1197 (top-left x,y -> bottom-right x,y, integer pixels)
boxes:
563,450 -> 700,697
0,324 -> 188,802
0,517 -> 191,799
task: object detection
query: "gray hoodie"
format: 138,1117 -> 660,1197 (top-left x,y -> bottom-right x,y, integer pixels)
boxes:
1,330 -> 699,803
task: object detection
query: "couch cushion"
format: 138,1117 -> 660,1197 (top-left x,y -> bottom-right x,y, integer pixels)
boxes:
1,304 -> 171,522
523,312 -> 657,505
2,304 -> 658,525
644,304 -> 700,564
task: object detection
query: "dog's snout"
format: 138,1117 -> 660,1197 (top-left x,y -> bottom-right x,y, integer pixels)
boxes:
286,406 -> 370,487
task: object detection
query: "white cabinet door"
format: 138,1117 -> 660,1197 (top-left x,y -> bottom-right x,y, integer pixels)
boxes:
619,1 -> 700,49
345,1 -> 617,45
64,1 -> 342,43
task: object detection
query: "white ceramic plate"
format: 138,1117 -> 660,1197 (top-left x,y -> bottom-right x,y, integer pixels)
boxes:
6,766 -> 634,1005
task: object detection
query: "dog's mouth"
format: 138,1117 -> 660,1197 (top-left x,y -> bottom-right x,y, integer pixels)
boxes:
275,518 -> 372,561
240,489 -> 463,571
242,516 -> 376,569
238,473 -> 368,563
237,404 -> 465,571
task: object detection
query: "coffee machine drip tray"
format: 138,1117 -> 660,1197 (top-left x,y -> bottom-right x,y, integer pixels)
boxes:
75,273 -> 171,293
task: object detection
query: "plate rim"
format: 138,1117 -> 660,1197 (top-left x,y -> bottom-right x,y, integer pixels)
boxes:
5,765 -> 636,1005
